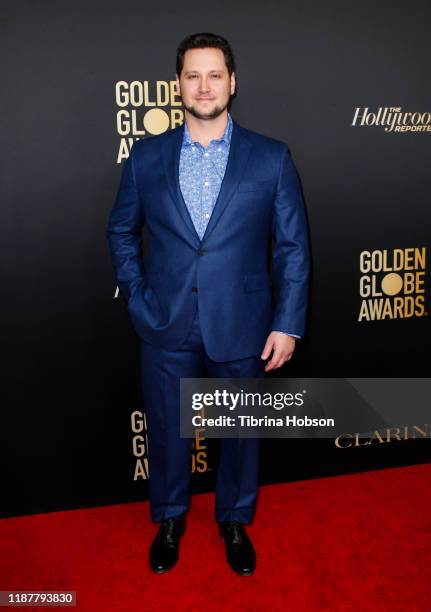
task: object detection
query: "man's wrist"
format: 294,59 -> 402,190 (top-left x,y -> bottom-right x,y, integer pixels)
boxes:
271,330 -> 301,340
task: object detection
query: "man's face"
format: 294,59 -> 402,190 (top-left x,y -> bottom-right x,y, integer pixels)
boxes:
176,47 -> 235,120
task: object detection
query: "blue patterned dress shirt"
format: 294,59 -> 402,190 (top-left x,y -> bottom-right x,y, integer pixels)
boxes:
178,113 -> 300,340
179,112 -> 233,240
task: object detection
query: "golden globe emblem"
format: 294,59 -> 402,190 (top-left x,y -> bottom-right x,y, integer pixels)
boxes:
143,108 -> 170,135
381,272 -> 403,296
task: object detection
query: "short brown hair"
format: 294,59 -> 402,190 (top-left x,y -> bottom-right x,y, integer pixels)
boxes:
176,32 -> 236,77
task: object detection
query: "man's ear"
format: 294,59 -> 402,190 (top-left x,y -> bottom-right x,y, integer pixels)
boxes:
230,72 -> 236,96
176,74 -> 181,95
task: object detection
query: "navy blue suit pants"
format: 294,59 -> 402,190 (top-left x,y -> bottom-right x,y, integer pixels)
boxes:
139,296 -> 264,524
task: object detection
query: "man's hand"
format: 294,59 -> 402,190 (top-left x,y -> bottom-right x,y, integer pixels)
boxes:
261,332 -> 296,372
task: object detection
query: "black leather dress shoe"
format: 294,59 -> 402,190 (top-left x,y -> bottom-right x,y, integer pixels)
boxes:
219,521 -> 256,576
150,517 -> 186,574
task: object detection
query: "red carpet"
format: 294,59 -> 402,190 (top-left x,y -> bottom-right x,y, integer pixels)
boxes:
1,464 -> 430,611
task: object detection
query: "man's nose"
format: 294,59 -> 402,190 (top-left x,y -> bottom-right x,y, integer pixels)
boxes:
199,77 -> 210,92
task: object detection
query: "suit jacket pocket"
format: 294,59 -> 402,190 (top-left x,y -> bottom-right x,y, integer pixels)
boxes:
127,281 -> 162,326
237,179 -> 273,193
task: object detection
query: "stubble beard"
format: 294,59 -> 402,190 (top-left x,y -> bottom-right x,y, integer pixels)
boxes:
182,99 -> 229,121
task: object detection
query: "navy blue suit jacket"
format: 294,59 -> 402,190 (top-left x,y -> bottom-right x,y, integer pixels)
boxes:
107,119 -> 310,362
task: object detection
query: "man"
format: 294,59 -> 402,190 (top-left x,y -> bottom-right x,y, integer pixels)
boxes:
107,33 -> 310,576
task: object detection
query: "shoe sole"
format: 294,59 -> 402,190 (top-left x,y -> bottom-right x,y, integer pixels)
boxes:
150,563 -> 178,574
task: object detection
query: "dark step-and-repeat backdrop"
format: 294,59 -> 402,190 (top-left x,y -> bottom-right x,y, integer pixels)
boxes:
1,1 -> 430,517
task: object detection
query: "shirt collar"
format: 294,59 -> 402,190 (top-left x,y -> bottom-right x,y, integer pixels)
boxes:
182,112 -> 233,147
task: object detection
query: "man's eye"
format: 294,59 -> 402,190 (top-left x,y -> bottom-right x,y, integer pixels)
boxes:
188,74 -> 198,79
211,74 -> 222,78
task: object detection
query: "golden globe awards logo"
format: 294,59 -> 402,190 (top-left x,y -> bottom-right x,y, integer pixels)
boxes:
130,409 -> 209,481
131,410 -> 149,480
191,429 -> 209,474
358,247 -> 427,321
352,107 -> 431,133
115,80 -> 184,163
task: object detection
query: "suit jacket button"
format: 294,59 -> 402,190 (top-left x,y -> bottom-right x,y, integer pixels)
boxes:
197,249 -> 205,256
192,287 -> 198,292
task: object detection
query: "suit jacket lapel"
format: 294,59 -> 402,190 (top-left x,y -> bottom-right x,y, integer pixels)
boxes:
161,124 -> 201,245
161,119 -> 251,245
201,121 -> 251,242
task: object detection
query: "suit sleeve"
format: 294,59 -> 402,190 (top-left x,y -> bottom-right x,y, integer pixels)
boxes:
106,143 -> 147,303
271,144 -> 311,337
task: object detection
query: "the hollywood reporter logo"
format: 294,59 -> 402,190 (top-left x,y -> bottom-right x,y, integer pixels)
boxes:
352,107 -> 431,133
358,247 -> 427,321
